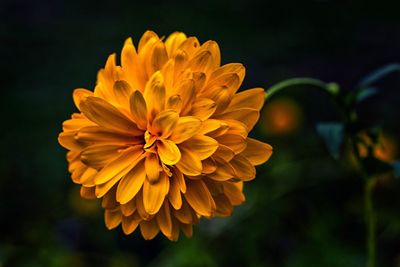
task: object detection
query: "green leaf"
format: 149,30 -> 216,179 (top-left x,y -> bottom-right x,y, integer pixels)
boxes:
316,122 -> 344,159
359,63 -> 400,87
355,87 -> 378,103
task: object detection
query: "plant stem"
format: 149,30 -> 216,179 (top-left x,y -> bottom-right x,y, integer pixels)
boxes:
365,178 -> 376,267
265,78 -> 339,100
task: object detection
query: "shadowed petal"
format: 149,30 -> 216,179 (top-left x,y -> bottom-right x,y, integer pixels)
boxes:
143,172 -> 170,215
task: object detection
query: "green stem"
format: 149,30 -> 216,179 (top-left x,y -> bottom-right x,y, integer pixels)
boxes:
265,78 -> 339,100
350,134 -> 377,267
365,178 -> 376,267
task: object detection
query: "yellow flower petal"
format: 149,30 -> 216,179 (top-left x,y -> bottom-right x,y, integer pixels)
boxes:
172,168 -> 186,193
144,71 -> 166,121
76,126 -> 141,145
188,50 -> 213,73
172,49 -> 189,82
156,200 -> 173,238
173,199 -> 195,224
165,32 -> 187,57
176,146 -> 202,176
135,189 -> 152,220
58,132 -> 84,151
200,40 -> 221,69
215,134 -> 247,154
149,41 -> 168,74
116,159 -> 146,204
223,181 -> 245,205
73,88 -> 93,111
166,95 -> 182,112
198,119 -> 222,134
94,146 -> 144,185
104,209 -> 122,230
143,172 -> 170,215
129,90 -> 148,130
81,144 -> 124,169
151,110 -> 179,138
181,223 -> 193,238
202,72 -> 240,98
157,139 -> 181,165
145,153 -> 161,184
138,30 -> 159,52
209,63 -> 245,86
95,54 -> 117,100
140,219 -> 160,240
178,37 -> 200,57
62,115 -> 95,132
168,175 -> 182,210
180,135 -> 218,160
122,212 -> 141,234
113,80 -> 132,106
80,186 -> 96,200
102,187 -> 118,209
223,119 -> 248,138
121,37 -> 144,91
201,157 -> 217,174
169,116 -> 202,144
121,198 -> 137,216
190,98 -> 217,121
226,88 -> 265,112
242,137 -> 273,166
229,155 -> 256,181
174,79 -> 196,114
95,175 -> 120,198
214,195 -> 233,217
208,163 -> 235,181
216,108 -> 260,131
213,144 -> 235,162
184,180 -> 215,217
80,96 -> 142,135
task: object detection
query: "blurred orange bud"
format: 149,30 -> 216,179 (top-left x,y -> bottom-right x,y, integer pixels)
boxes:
262,97 -> 303,136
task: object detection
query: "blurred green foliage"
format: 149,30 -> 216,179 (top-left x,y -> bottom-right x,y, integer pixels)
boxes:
1,0 -> 400,266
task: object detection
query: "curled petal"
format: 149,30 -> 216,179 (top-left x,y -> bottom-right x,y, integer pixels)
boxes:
165,32 -> 187,57
157,139 -> 181,165
73,88 -> 93,111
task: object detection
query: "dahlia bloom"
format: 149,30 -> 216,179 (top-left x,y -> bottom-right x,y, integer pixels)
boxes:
58,31 -> 272,240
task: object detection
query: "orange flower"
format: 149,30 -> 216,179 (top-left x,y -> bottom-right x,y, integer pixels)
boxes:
58,31 -> 272,240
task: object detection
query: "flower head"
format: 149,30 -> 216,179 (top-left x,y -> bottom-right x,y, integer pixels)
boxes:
58,31 -> 272,240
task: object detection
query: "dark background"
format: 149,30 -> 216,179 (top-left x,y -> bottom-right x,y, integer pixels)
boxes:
1,0 -> 400,266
